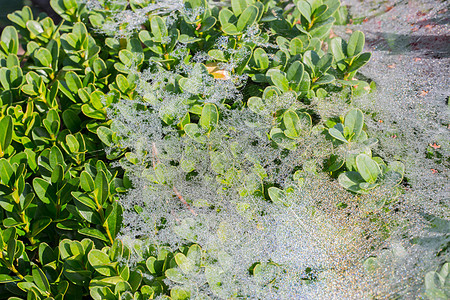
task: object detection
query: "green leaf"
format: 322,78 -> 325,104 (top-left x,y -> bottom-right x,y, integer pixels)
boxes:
34,48 -> 52,67
330,37 -> 346,62
150,16 -> 167,43
116,74 -> 129,94
128,269 -> 142,292
0,115 -> 13,156
231,0 -> 248,16
270,127 -> 297,150
1,26 -> 19,55
3,218 -> 25,227
171,286 -> 191,300
0,274 -> 19,283
78,228 -> 108,242
7,228 -> 16,262
187,244 -> 202,266
200,16 -> 217,33
30,217 -> 52,238
72,191 -> 98,212
175,253 -> 196,274
290,37 -> 303,55
219,8 -> 239,35
33,178 -> 56,205
253,48 -> 269,70
302,50 -> 320,77
268,187 -> 289,206
236,5 -> 258,32
356,154 -> 380,184
269,70 -> 289,92
184,124 -> 206,144
64,71 -> 83,94
65,134 -> 79,153
80,171 -> 95,192
344,108 -> 364,141
94,170 -> 109,205
165,268 -> 188,284
296,0 -> 312,23
286,61 -> 304,91
90,286 -> 115,300
329,125 -> 348,143
88,249 -> 115,276
49,145 -> 64,169
62,110 -> 80,132
0,158 -> 13,185
200,103 -> 219,130
348,52 -> 371,73
38,242 -> 56,266
317,53 -> 333,73
26,20 -> 44,37
105,201 -> 123,239
283,110 -> 302,138
0,66 -> 23,90
51,164 -> 64,184
338,171 -> 365,193
319,0 -> 340,21
247,97 -> 264,114
347,30 -> 365,57
97,126 -> 114,147
32,266 -> 50,292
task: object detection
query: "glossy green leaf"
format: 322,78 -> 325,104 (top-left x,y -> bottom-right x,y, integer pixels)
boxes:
32,266 -> 50,292
247,97 -> 264,114
236,5 -> 258,32
78,227 -> 108,242
65,71 -> 83,93
286,61 -> 304,91
97,126 -> 114,147
105,201 -> 123,239
80,171 -> 95,192
72,191 -> 97,210
231,0 -> 247,16
269,70 -> 289,92
30,217 -> 52,238
348,52 -> 372,73
184,123 -> 206,144
200,103 -> 219,130
283,110 -> 302,138
33,178 -> 56,205
0,26 -> 19,55
253,48 -> 269,70
171,286 -> 191,300
150,16 -> 167,43
0,66 -> 23,90
6,227 -> 16,262
88,249 -> 114,276
219,8 -> 239,35
296,0 -> 312,23
338,171 -> 365,193
347,30 -> 365,57
356,154 -> 380,184
329,126 -> 347,143
344,108 -> 364,141
0,115 -> 13,157
128,269 -> 142,292
94,170 -> 108,205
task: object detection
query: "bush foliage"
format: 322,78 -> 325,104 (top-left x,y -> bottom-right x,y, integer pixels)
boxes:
0,0 -> 447,299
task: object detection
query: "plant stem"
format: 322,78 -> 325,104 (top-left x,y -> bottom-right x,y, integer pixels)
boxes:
151,142 -> 197,216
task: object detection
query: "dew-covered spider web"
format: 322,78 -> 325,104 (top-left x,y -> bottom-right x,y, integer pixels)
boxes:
95,0 -> 449,298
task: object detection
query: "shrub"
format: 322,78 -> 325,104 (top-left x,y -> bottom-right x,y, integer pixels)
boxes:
0,0 -> 447,299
